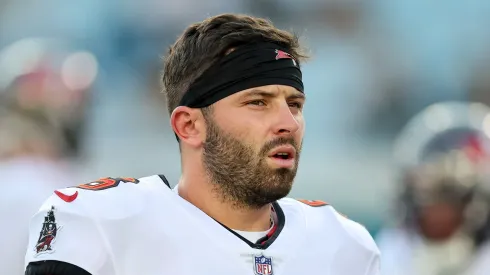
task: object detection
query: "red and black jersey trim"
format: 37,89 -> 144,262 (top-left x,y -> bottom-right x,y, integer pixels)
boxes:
214,201 -> 285,250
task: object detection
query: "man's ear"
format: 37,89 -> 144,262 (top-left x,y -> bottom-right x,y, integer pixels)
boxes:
170,106 -> 205,148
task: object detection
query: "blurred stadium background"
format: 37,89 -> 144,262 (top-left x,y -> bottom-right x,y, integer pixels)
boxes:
2,0 -> 490,273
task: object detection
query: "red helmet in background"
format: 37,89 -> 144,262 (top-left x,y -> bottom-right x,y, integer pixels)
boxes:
393,101 -> 490,245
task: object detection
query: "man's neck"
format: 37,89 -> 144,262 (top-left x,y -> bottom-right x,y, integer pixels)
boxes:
177,179 -> 272,232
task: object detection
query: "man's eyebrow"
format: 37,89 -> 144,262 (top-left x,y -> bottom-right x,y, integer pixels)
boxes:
243,89 -> 305,100
244,89 -> 276,98
288,93 -> 305,100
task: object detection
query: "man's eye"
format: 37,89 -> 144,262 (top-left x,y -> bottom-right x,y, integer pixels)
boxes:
248,100 -> 266,106
289,102 -> 302,108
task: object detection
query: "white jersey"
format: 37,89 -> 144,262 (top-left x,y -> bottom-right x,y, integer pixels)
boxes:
25,175 -> 380,275
0,158 -> 72,275
377,228 -> 490,275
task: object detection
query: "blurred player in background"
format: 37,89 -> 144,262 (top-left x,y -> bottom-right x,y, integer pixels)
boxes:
0,38 -> 96,275
377,101 -> 490,275
0,37 -> 98,158
24,14 -> 380,275
0,101 -> 71,275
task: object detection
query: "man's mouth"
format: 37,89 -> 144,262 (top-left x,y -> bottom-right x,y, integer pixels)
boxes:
272,152 -> 292,160
267,145 -> 296,168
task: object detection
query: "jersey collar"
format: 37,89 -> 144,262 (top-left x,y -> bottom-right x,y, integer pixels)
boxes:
162,174 -> 286,250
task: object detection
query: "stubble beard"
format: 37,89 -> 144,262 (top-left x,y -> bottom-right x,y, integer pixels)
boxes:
202,115 -> 301,210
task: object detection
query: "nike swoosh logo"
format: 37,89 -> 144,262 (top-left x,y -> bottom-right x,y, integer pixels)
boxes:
54,190 -> 79,203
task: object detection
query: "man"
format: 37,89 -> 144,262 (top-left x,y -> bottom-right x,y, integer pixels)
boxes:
377,101 -> 490,275
25,14 -> 380,275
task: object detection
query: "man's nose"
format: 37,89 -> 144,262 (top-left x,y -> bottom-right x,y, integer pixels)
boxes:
271,103 -> 300,136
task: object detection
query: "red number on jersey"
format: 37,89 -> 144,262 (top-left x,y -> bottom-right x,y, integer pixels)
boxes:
296,199 -> 329,207
76,177 -> 139,191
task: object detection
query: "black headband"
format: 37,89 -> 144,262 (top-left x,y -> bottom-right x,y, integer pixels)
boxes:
178,42 -> 303,108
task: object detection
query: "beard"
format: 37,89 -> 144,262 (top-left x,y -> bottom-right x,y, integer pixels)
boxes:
202,115 -> 301,209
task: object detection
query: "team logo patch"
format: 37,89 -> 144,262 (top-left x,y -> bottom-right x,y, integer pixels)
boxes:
275,49 -> 296,66
34,206 -> 62,256
254,254 -> 274,275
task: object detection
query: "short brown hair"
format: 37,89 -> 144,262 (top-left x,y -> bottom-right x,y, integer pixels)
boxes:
161,13 -> 308,115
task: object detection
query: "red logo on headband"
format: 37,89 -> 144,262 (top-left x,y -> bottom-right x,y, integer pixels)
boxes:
275,49 -> 296,66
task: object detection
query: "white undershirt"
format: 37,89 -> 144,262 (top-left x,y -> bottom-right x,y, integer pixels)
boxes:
234,227 -> 271,243
173,184 -> 272,242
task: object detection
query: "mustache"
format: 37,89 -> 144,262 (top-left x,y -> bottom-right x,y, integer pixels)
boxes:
259,137 -> 300,156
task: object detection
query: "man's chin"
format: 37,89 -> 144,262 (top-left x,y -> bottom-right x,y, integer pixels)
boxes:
267,187 -> 293,202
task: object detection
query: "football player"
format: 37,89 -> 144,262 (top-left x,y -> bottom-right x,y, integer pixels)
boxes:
25,13 -> 380,275
377,101 -> 490,275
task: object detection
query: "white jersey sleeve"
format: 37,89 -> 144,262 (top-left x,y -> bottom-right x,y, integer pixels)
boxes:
25,187 -> 115,275
331,209 -> 381,275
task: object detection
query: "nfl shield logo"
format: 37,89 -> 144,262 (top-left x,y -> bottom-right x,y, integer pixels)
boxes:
254,255 -> 273,275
